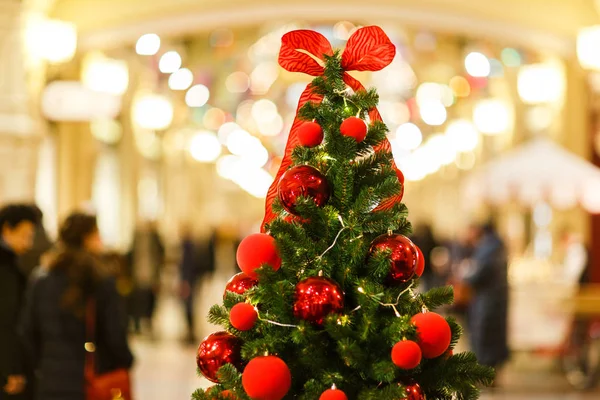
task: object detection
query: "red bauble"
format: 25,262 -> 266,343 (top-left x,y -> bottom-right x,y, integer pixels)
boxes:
293,276 -> 344,325
298,121 -> 324,147
278,165 -> 330,216
319,388 -> 348,400
369,234 -> 418,284
391,340 -> 422,370
230,303 -> 258,331
224,272 -> 258,299
340,116 -> 367,142
411,312 -> 452,359
403,382 -> 425,400
242,356 -> 291,400
414,246 -> 425,277
236,233 -> 281,279
196,332 -> 243,383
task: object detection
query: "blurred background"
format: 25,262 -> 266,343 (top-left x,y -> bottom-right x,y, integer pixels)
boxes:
4,0 -> 600,398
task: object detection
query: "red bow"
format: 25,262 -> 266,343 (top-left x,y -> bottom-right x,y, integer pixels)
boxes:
261,26 -> 402,231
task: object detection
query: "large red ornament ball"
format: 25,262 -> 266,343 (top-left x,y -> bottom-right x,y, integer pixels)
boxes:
293,276 -> 344,325
368,234 -> 418,284
414,246 -> 425,277
230,303 -> 258,331
411,312 -> 452,359
298,121 -> 324,147
319,387 -> 348,400
196,332 -> 243,383
340,116 -> 367,142
403,382 -> 425,400
242,356 -> 291,400
278,165 -> 330,216
224,272 -> 258,299
391,340 -> 422,370
236,233 -> 281,279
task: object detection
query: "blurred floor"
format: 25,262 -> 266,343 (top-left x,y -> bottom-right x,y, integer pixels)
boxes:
131,276 -> 600,400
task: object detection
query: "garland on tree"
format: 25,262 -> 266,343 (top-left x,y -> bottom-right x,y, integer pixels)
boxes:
192,26 -> 494,400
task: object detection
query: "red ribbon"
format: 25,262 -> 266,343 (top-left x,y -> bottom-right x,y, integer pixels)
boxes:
261,26 -> 402,231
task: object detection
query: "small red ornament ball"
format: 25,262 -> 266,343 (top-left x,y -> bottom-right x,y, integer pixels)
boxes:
278,165 -> 330,216
236,233 -> 281,279
340,116 -> 367,142
403,382 -> 425,400
369,234 -> 418,284
414,246 -> 425,277
411,312 -> 452,359
391,340 -> 422,370
224,272 -> 258,299
298,121 -> 324,147
319,388 -> 348,400
196,332 -> 242,383
230,303 -> 258,331
242,356 -> 291,400
293,276 -> 344,325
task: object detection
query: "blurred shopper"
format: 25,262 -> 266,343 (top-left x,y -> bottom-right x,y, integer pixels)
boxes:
18,206 -> 52,280
0,205 -> 38,399
559,228 -> 589,285
411,223 -> 440,291
179,226 -> 216,344
128,222 -> 165,337
461,222 -> 510,371
20,213 -> 133,400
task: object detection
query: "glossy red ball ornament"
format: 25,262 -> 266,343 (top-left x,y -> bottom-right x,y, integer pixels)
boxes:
224,272 -> 258,299
368,234 -> 418,284
236,233 -> 281,279
403,382 -> 425,400
391,340 -> 422,370
293,276 -> 344,325
298,121 -> 324,147
414,246 -> 425,277
411,312 -> 452,359
319,387 -> 348,400
230,303 -> 258,331
242,356 -> 291,400
340,116 -> 367,142
196,332 -> 243,383
278,165 -> 330,216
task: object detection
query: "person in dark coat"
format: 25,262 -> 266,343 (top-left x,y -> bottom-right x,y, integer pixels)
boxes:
462,222 -> 510,370
411,223 -> 440,291
18,206 -> 52,280
20,213 -> 133,400
127,222 -> 165,336
0,204 -> 39,400
179,227 -> 216,344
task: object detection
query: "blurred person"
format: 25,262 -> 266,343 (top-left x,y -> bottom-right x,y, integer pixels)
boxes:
20,213 -> 133,400
559,228 -> 589,285
18,206 -> 52,280
179,226 -> 216,344
127,221 -> 165,337
0,205 -> 39,399
411,223 -> 440,291
461,222 -> 510,372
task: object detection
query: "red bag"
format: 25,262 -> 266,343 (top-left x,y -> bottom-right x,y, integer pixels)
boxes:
85,300 -> 132,400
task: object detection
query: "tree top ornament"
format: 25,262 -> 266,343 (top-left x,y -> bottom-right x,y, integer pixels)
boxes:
261,26 -> 403,231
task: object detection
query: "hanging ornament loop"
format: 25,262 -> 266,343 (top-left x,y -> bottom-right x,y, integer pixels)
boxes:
261,26 -> 402,230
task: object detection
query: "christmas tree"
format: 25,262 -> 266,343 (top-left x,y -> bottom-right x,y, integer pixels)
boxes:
192,26 -> 494,400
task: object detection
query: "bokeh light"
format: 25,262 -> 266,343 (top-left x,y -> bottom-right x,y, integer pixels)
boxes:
396,123 -> 422,150
185,84 -> 210,107
189,132 -> 222,162
168,68 -> 193,90
464,52 -> 491,77
159,51 -> 182,73
136,34 -> 161,56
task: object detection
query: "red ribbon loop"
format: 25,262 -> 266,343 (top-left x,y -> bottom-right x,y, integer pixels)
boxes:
262,26 -> 400,231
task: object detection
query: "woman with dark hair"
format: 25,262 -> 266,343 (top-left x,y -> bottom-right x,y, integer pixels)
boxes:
20,213 -> 133,400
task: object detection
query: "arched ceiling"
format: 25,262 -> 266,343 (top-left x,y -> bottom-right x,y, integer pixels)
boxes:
51,0 -> 599,55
